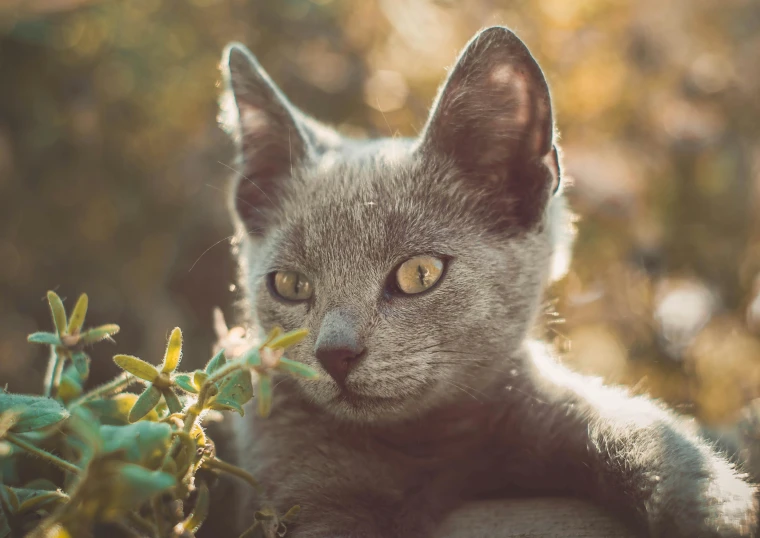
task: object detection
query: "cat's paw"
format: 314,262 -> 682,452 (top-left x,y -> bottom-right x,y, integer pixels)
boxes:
646,468 -> 759,538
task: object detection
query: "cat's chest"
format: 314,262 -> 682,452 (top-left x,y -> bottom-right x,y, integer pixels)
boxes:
236,394 -> 509,503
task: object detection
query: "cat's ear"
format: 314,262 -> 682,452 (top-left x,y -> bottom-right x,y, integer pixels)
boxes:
219,43 -> 338,234
417,27 -> 561,229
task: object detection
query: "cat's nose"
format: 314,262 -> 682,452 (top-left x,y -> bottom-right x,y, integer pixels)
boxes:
314,309 -> 366,385
315,344 -> 365,385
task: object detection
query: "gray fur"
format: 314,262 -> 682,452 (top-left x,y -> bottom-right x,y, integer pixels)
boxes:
219,26 -> 758,537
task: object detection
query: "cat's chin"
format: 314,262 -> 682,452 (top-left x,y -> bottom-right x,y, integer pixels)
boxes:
301,382 -> 434,424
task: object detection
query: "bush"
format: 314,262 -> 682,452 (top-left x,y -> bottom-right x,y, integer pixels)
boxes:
0,291 -> 315,538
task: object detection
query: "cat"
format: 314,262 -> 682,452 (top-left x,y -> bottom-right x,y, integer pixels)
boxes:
216,26 -> 759,537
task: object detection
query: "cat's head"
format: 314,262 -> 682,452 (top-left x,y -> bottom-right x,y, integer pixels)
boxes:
219,27 -> 573,423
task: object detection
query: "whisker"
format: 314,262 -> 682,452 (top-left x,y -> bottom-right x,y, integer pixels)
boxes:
439,378 -> 482,401
401,338 -> 466,356
430,360 -> 512,374
217,160 -> 276,206
376,98 -> 394,139
204,182 -> 265,217
188,235 -> 235,273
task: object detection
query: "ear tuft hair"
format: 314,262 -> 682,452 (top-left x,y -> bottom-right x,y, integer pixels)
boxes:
218,43 -> 340,235
418,26 -> 561,230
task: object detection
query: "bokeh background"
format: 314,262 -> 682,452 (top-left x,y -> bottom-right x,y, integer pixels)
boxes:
2,0 -> 760,433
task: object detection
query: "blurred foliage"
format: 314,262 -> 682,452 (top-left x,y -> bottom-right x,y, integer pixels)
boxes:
0,290 -> 315,537
1,0 -> 760,481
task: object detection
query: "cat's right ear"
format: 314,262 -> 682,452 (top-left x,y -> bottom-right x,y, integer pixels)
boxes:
219,43 -> 337,234
416,27 -> 560,231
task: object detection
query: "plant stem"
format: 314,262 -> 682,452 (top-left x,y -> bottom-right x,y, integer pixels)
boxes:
51,349 -> 67,398
116,519 -> 147,538
126,512 -> 159,538
5,432 -> 81,475
202,457 -> 262,493
43,348 -> 62,398
70,372 -> 136,406
205,360 -> 244,386
152,497 -> 167,538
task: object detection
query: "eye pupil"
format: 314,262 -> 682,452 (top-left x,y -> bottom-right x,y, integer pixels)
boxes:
417,264 -> 428,286
272,271 -> 312,302
395,256 -> 444,295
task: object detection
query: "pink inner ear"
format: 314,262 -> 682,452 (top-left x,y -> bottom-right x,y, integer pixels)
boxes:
488,64 -> 531,129
240,104 -> 269,136
542,148 -> 560,193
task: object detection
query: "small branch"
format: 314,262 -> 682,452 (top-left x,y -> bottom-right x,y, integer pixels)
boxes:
152,497 -> 168,538
52,350 -> 67,396
43,348 -> 62,398
126,512 -> 159,538
115,519 -> 147,538
202,457 -> 261,493
5,432 -> 81,475
70,372 -> 136,406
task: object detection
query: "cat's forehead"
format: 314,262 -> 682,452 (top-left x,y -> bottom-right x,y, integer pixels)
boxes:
269,141 -> 475,272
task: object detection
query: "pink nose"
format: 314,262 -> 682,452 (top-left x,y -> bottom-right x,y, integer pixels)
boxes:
314,309 -> 365,385
315,344 -> 365,385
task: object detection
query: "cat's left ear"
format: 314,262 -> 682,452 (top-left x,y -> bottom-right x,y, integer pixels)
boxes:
417,27 -> 561,229
219,43 -> 340,234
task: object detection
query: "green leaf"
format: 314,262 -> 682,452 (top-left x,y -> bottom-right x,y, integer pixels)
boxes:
174,374 -> 198,394
0,486 -> 18,513
66,293 -> 88,335
0,412 -> 18,439
113,355 -> 159,382
281,505 -> 301,524
26,332 -> 61,346
209,398 -> 243,415
254,509 -> 275,522
80,324 -> 120,345
162,327 -> 182,373
84,394 -> 159,425
0,508 -> 10,538
162,388 -> 183,414
71,351 -> 90,379
257,374 -> 273,418
113,464 -> 175,510
267,328 -> 309,350
22,479 -> 58,491
209,370 -> 253,416
276,357 -> 320,380
0,488 -> 15,538
14,488 -> 67,514
58,366 -> 83,403
182,482 -> 210,533
193,370 -> 209,388
101,422 -> 172,467
128,386 -> 161,423
47,291 -> 67,336
242,348 -> 261,367
238,521 -> 266,538
0,393 -> 69,433
67,407 -> 103,455
260,326 -> 282,348
204,349 -> 226,374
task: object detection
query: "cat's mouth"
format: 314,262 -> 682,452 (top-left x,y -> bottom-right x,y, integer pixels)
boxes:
331,388 -> 400,407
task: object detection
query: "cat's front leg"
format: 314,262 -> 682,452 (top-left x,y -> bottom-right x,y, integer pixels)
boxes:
506,343 -> 759,538
270,491 -> 448,538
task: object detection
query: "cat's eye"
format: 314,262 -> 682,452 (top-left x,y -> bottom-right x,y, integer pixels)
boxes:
270,271 -> 313,302
395,256 -> 445,295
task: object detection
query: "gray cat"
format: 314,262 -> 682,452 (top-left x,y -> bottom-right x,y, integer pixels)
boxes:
217,26 -> 758,537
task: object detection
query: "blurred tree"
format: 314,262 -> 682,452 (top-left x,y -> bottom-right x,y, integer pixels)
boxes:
1,0 -> 759,437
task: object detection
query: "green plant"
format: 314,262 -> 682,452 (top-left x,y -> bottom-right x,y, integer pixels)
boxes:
0,291 -> 317,538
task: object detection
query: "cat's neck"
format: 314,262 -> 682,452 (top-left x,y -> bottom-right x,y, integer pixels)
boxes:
276,366 -> 517,463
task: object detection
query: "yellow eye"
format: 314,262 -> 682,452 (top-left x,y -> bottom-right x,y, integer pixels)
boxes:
272,271 -> 313,301
395,256 -> 445,295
